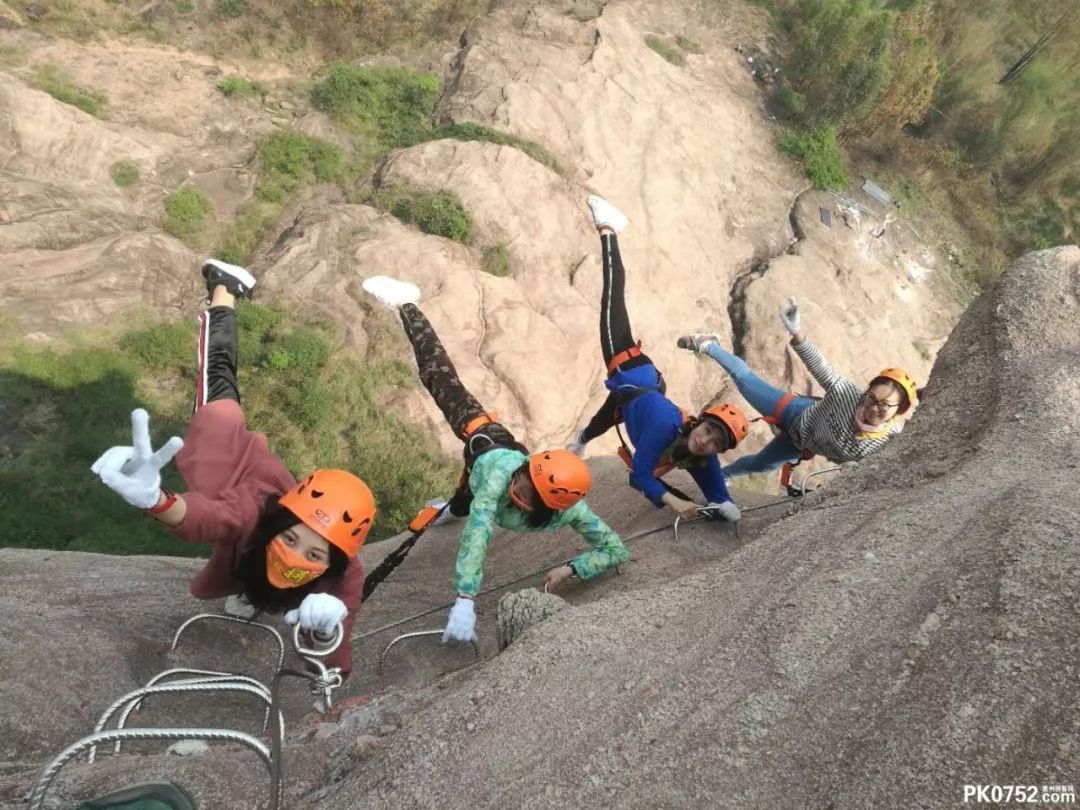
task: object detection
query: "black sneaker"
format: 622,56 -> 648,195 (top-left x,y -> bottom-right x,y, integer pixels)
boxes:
201,259 -> 257,300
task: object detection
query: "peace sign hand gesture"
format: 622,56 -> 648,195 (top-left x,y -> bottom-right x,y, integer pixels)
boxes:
91,409 -> 184,509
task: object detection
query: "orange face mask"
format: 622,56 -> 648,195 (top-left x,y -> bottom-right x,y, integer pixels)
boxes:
265,536 -> 328,589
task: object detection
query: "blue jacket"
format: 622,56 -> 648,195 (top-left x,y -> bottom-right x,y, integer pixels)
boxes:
607,363 -> 732,508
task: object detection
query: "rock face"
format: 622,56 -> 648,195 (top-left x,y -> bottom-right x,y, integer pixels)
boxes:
294,246 -> 1076,809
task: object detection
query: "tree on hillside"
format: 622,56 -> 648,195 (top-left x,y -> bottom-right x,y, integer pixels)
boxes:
849,0 -> 938,136
777,0 -> 896,129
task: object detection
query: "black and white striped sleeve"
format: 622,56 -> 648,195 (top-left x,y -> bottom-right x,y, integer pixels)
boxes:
792,337 -> 847,392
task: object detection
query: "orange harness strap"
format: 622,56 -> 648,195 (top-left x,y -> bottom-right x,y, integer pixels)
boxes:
606,341 -> 643,374
763,392 -> 796,426
461,412 -> 498,440
617,445 -> 678,478
616,405 -> 690,478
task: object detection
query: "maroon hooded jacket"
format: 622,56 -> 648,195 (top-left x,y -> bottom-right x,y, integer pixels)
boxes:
168,399 -> 362,676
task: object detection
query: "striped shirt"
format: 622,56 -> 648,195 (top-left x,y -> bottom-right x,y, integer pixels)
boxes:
786,338 -> 902,463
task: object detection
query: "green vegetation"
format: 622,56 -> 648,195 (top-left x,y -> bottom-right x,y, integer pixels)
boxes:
218,132 -> 348,265
257,131 -> 347,201
773,0 -> 895,129
431,122 -> 562,175
175,0 -> 195,13
112,161 -> 140,187
645,35 -> 686,67
217,76 -> 263,98
163,187 -> 214,247
310,63 -> 440,165
675,35 -> 703,54
756,0 -> 1080,288
778,126 -> 848,191
35,65 -> 108,118
370,184 -> 473,243
0,303 -> 459,554
482,243 -> 512,277
217,0 -> 246,17
0,45 -> 26,65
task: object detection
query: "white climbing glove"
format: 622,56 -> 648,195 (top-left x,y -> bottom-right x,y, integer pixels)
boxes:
443,596 -> 477,643
90,409 -> 183,509
284,593 -> 347,636
702,501 -> 741,522
778,296 -> 801,336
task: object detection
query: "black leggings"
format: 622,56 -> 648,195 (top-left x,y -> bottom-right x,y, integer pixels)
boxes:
580,234 -> 654,443
398,303 -> 527,516
193,306 -> 241,413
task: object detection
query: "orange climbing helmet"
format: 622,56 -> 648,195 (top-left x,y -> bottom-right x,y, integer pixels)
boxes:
871,368 -> 918,414
527,449 -> 591,511
278,469 -> 376,558
699,403 -> 749,448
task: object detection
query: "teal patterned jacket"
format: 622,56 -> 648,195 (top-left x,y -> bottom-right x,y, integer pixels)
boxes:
452,448 -> 630,596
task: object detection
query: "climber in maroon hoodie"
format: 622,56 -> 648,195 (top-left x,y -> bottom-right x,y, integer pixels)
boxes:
90,260 -> 374,677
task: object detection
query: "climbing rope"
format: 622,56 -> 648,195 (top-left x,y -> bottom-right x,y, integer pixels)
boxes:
353,495 -> 797,644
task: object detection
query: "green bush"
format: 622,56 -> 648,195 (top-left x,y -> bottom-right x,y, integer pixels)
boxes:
778,126 -> 848,191
217,76 -> 263,98
430,122 -> 562,174
35,65 -> 108,118
217,0 -> 246,16
1027,199 -> 1066,250
310,63 -> 440,158
645,35 -> 686,66
163,187 -> 214,246
261,132 -> 346,187
118,321 -> 195,373
371,184 -> 473,243
266,327 -> 333,377
112,161 -> 140,187
482,243 -> 512,277
675,35 -> 703,54
776,85 -> 807,117
776,0 -> 894,128
217,133 -> 347,265
175,0 -> 195,13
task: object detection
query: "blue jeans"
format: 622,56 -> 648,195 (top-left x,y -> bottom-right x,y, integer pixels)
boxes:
703,342 -> 814,476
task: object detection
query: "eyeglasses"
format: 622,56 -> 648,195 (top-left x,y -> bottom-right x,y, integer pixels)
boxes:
861,392 -> 902,412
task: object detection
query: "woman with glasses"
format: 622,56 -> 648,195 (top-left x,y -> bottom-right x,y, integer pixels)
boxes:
678,297 -> 918,476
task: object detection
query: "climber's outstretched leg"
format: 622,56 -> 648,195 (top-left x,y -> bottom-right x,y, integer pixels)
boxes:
364,276 -> 523,516
722,435 -> 802,477
193,259 -> 256,413
571,197 -> 658,451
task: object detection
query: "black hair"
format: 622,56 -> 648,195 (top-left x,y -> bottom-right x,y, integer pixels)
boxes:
869,376 -> 911,411
512,463 -> 557,528
678,415 -> 734,456
234,493 -> 350,613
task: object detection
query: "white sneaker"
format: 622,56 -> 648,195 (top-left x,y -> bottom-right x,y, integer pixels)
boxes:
587,195 -> 628,234
426,498 -> 460,526
362,275 -> 422,308
565,426 -> 589,457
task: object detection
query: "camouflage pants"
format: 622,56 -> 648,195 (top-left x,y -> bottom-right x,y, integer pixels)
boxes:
399,304 -> 526,515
